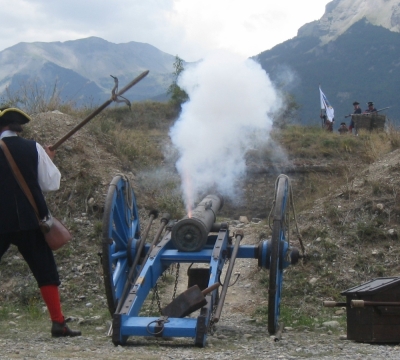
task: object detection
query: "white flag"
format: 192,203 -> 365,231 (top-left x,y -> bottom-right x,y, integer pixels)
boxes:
319,86 -> 334,121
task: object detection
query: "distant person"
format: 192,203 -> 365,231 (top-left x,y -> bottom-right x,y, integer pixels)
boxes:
364,101 -> 377,114
0,107 -> 81,338
320,114 -> 334,132
348,101 -> 361,134
338,122 -> 349,135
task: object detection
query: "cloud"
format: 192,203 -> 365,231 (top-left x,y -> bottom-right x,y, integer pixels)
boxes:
0,0 -> 330,61
0,1 -> 179,51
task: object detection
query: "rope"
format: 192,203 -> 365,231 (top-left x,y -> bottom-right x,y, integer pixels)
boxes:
289,181 -> 306,256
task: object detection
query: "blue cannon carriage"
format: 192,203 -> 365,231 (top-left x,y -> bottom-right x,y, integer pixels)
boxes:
101,174 -> 301,346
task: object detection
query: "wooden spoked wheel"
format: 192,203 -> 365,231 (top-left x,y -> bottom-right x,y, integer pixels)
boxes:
268,175 -> 288,334
102,175 -> 140,316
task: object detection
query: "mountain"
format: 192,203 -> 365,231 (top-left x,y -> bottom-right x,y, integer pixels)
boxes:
0,37 -> 176,106
256,0 -> 400,125
300,0 -> 400,42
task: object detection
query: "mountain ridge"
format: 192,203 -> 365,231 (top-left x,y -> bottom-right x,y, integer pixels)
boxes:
298,0 -> 400,43
0,37 -> 176,105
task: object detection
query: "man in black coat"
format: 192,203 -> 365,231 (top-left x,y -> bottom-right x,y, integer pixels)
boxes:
0,107 -> 81,337
348,101 -> 362,134
365,101 -> 378,113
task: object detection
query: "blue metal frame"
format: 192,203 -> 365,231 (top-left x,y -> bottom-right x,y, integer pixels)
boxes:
113,229 -> 231,345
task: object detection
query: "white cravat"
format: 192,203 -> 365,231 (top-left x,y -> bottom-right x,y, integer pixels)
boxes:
0,130 -> 61,192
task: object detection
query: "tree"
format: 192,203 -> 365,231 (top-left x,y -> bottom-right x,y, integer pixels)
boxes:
167,55 -> 189,108
273,93 -> 301,129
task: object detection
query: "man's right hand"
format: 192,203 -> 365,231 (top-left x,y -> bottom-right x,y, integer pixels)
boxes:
44,145 -> 56,160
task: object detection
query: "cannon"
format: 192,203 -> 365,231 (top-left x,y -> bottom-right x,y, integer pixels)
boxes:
101,173 -> 301,346
171,194 -> 224,252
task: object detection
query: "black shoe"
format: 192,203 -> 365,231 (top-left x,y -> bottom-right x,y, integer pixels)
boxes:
51,321 -> 81,337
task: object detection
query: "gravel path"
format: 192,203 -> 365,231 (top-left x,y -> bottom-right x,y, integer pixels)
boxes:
1,313 -> 400,360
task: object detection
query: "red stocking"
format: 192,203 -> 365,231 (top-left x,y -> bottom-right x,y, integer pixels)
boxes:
40,285 -> 64,323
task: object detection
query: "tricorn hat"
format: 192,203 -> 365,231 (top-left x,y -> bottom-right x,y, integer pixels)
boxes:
367,101 -> 374,106
352,101 -> 359,106
0,107 -> 31,126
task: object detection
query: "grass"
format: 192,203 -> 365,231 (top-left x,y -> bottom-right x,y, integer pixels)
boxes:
268,124 -> 400,215
252,303 -> 343,331
86,103 -> 176,170
301,226 -> 329,241
356,221 -> 388,242
273,126 -> 364,159
0,300 -> 47,323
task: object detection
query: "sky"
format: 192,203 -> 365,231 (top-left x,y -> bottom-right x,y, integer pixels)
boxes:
0,0 -> 332,62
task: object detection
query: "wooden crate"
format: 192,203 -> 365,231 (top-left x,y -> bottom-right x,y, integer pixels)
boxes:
352,114 -> 386,133
341,277 -> 400,342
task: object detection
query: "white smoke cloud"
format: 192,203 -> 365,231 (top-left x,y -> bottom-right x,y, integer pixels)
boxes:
169,50 -> 282,211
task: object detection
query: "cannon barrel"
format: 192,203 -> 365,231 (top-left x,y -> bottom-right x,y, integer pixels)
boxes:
171,194 -> 224,251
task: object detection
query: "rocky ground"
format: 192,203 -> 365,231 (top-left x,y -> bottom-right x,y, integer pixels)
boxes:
1,110 -> 400,359
1,304 -> 400,360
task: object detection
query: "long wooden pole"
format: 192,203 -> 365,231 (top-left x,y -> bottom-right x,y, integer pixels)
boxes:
49,70 -> 149,151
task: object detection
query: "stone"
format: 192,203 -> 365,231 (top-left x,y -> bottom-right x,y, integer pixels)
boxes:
243,334 -> 253,340
388,229 -> 398,238
309,277 -> 318,285
239,216 -> 249,224
322,321 -> 340,328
